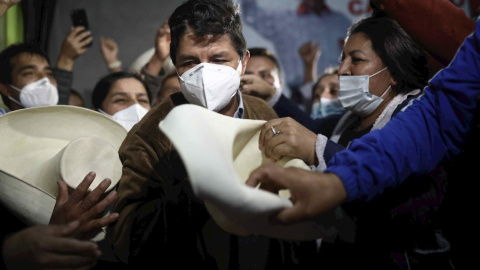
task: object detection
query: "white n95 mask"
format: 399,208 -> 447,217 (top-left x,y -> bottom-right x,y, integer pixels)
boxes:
99,103 -> 149,131
9,77 -> 59,108
337,67 -> 391,117
178,61 -> 242,112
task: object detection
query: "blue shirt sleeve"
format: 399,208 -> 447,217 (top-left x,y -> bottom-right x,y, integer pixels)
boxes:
325,20 -> 480,202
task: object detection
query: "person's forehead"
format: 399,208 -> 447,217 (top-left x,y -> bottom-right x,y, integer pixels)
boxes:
247,56 -> 278,71
11,53 -> 49,70
177,32 -> 236,55
109,78 -> 147,95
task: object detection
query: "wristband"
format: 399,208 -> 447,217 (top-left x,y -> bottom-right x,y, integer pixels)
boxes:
108,60 -> 122,70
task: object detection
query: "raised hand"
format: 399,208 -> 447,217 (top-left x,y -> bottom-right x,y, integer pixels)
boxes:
56,26 -> 92,71
100,36 -> 121,72
299,41 -> 321,84
49,171 -> 119,240
145,17 -> 171,76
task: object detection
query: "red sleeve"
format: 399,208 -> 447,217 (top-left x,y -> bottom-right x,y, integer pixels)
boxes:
381,0 -> 475,67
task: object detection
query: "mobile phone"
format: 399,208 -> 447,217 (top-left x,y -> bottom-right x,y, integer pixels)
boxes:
70,8 -> 92,47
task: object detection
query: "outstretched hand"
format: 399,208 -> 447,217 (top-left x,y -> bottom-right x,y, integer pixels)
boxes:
245,162 -> 347,225
49,171 -> 119,240
2,221 -> 101,270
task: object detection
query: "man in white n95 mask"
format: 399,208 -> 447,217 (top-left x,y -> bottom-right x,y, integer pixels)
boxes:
0,43 -> 59,113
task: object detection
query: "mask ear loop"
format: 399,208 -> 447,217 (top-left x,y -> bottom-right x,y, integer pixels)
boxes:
380,85 -> 392,98
7,85 -> 24,107
369,66 -> 388,78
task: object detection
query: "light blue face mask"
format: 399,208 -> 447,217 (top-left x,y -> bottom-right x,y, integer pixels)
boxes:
337,66 -> 391,117
311,98 -> 345,119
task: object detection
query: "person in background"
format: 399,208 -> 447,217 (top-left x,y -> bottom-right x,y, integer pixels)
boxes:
310,66 -> 345,119
0,43 -> 59,112
0,26 -> 91,114
239,0 -> 351,109
91,71 -> 151,131
241,47 -> 342,137
152,70 -> 180,106
105,0 -> 317,268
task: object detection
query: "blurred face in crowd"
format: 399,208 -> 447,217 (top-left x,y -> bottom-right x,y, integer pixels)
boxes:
244,55 -> 281,88
312,73 -> 339,103
101,77 -> 151,115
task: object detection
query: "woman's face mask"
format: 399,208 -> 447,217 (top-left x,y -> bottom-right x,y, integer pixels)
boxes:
177,60 -> 242,112
337,67 -> 391,117
99,103 -> 149,131
9,77 -> 59,108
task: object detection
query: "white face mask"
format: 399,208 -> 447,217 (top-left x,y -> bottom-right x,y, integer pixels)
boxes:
337,67 -> 391,117
311,98 -> 345,119
99,103 -> 149,131
178,60 -> 242,112
9,77 -> 59,108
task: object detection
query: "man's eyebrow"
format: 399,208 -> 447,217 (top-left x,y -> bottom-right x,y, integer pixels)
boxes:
16,65 -> 36,73
176,54 -> 197,63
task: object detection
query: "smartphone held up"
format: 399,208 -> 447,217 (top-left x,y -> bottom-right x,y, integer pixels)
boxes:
70,8 -> 93,48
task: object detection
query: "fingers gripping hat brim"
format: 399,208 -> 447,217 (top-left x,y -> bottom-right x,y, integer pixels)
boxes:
159,104 -> 355,241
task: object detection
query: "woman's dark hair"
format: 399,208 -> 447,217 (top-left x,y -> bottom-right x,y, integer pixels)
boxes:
91,71 -> 151,110
347,16 -> 431,93
169,0 -> 246,66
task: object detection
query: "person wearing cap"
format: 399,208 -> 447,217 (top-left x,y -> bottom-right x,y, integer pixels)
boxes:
105,0 -> 317,268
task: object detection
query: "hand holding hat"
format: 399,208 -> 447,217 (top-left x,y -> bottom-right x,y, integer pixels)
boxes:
159,104 -> 355,241
50,171 -> 119,241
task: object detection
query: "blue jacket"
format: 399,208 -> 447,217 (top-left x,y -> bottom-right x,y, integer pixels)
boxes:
325,20 -> 480,202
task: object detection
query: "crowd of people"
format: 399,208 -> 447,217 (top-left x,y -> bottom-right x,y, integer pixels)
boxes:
0,0 -> 479,269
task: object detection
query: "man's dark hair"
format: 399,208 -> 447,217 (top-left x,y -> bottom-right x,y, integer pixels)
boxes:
91,71 -> 151,111
0,43 -> 51,107
169,0 -> 246,66
247,47 -> 282,74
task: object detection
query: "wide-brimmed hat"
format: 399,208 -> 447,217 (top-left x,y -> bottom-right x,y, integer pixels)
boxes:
0,105 -> 127,229
159,104 -> 355,241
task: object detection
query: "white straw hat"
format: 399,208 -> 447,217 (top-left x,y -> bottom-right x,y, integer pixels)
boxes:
0,105 -> 127,229
159,104 -> 355,241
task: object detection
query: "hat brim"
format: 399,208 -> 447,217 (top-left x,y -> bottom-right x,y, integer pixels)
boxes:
0,105 -> 128,239
159,104 -> 356,241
